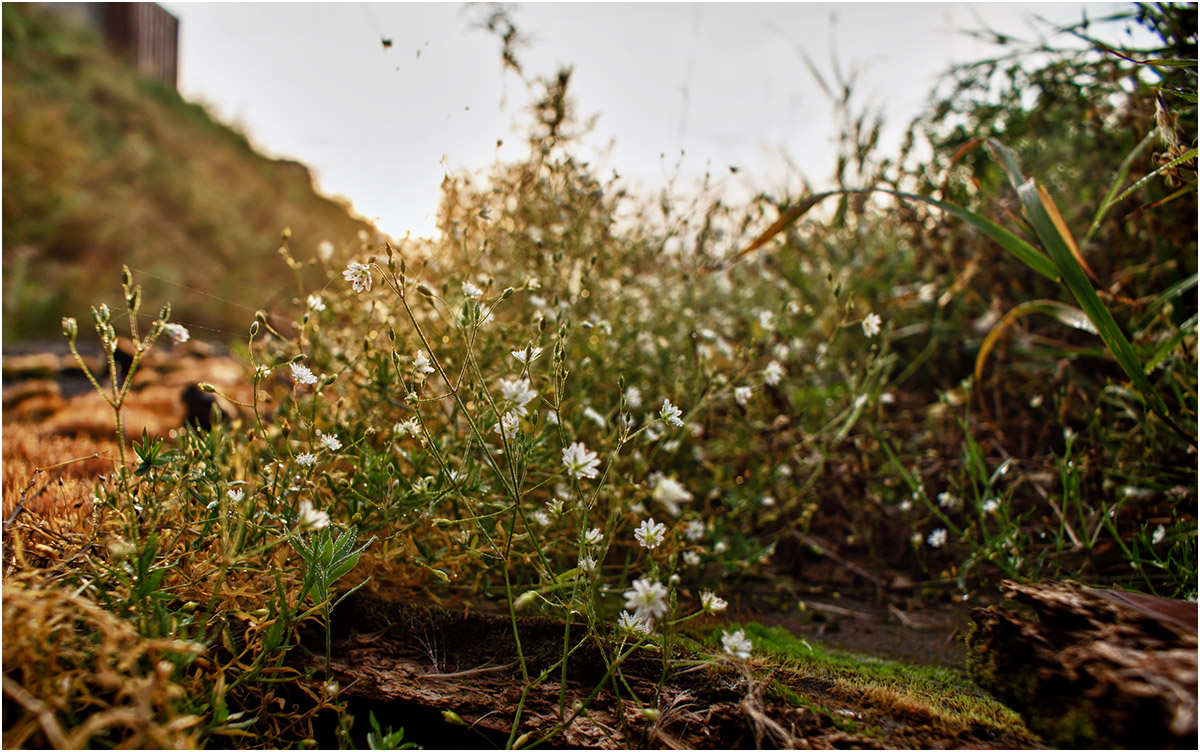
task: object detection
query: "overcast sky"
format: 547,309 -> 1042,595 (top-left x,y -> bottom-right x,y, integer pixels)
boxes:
163,2 -> 1149,238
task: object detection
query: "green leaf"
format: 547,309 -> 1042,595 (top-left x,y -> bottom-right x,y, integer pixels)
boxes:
1016,178 -> 1177,430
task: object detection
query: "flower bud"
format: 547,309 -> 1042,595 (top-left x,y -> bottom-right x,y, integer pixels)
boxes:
441,710 -> 465,726
62,317 -> 78,341
513,590 -> 538,611
198,382 -> 217,393
417,284 -> 435,298
501,287 -> 514,300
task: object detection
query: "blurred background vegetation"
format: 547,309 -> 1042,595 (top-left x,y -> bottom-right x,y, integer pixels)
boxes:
2,3 -> 376,342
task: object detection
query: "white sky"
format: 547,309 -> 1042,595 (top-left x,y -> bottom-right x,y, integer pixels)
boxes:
163,2 -> 1149,239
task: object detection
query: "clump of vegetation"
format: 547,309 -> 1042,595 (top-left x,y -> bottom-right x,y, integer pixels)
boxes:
2,3 -> 1194,748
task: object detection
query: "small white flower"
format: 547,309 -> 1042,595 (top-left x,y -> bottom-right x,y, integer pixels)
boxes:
683,550 -> 701,567
899,499 -> 913,512
1028,393 -> 1044,408
713,541 -> 728,555
394,418 -> 421,437
862,312 -> 882,338
617,610 -> 651,635
498,377 -> 538,416
296,452 -> 318,467
763,360 -> 785,386
721,629 -> 752,659
624,578 -> 669,623
562,442 -> 600,480
584,527 -> 603,546
685,520 -> 705,541
227,488 -> 245,503
634,518 -> 667,549
1152,524 -> 1166,545
316,240 -> 335,262
163,323 -> 190,345
625,386 -> 643,410
938,492 -> 961,510
578,555 -> 596,574
531,509 -> 550,527
290,362 -> 318,386
307,294 -> 327,312
911,531 -> 923,546
982,498 -> 1000,514
511,346 -> 543,364
659,398 -> 684,427
462,281 -> 484,298
927,528 -> 948,548
493,410 -> 520,439
734,386 -> 752,406
318,432 -> 342,452
412,350 -> 435,376
651,475 -> 693,517
583,406 -> 606,428
297,499 -> 330,531
700,591 -> 727,614
343,261 -> 372,293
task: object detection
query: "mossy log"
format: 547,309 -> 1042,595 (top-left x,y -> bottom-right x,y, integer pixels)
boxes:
293,594 -> 1038,749
966,580 -> 1197,748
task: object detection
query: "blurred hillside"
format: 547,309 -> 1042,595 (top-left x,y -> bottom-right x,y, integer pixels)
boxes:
2,3 -> 377,342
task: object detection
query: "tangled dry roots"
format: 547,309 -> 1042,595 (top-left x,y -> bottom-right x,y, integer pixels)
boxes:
2,575 -> 204,750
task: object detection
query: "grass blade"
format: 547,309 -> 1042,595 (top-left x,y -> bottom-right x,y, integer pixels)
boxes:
1016,179 -> 1179,431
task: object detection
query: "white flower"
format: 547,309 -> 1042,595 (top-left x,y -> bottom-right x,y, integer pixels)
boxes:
683,550 -> 701,567
624,578 -> 669,624
297,499 -> 330,531
734,386 -> 752,406
578,555 -> 596,574
763,360 -> 785,386
227,488 -> 245,503
462,281 -> 484,298
721,629 -> 752,659
531,509 -> 550,527
927,528 -> 948,548
318,432 -> 342,452
493,410 -> 520,439
651,475 -> 693,517
659,398 -> 684,427
562,442 -> 600,480
617,610 -> 651,635
758,310 -> 774,330
685,520 -> 705,541
584,527 -> 603,546
343,261 -> 372,293
307,294 -> 326,312
862,312 -> 882,338
937,492 -> 961,510
290,362 -> 318,386
583,406 -> 606,428
498,377 -> 538,416
1152,524 -> 1166,545
316,240 -> 335,262
547,498 -> 565,515
511,346 -> 543,364
634,518 -> 667,549
899,499 -> 913,512
412,350 -> 435,376
625,386 -> 643,410
700,591 -> 727,614
163,323 -> 190,345
713,541 -> 728,555
296,452 -> 318,467
394,418 -> 421,438
911,531 -> 923,546
982,498 -> 1000,514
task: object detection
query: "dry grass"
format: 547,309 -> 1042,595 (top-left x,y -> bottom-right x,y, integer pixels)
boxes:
2,574 -> 206,749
